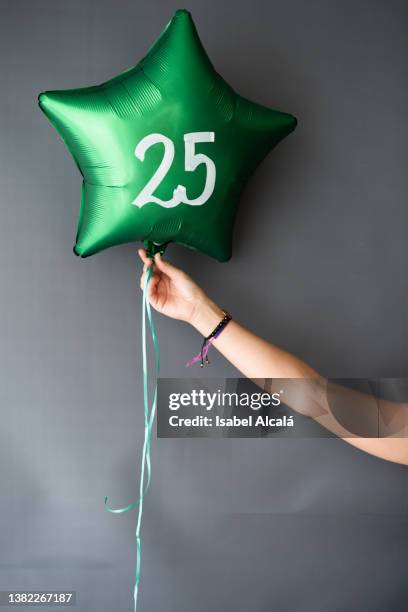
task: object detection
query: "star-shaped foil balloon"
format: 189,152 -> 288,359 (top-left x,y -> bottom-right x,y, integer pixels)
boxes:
39,9 -> 297,261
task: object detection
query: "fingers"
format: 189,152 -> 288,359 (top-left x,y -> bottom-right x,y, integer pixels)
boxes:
140,268 -> 159,296
138,248 -> 152,267
154,252 -> 183,279
138,248 -> 182,280
140,265 -> 154,288
139,248 -> 157,287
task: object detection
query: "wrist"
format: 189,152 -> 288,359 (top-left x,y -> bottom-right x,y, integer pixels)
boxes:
191,297 -> 224,337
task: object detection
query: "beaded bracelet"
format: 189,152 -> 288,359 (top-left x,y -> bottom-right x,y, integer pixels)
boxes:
186,310 -> 232,367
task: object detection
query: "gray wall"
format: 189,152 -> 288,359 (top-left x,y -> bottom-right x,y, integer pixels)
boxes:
1,0 -> 407,610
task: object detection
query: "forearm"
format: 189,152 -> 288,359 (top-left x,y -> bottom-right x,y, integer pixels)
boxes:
191,298 -> 319,379
314,385 -> 408,465
190,298 -> 408,465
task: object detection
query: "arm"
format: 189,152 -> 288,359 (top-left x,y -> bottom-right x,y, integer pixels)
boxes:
139,250 -> 408,466
192,294 -> 408,465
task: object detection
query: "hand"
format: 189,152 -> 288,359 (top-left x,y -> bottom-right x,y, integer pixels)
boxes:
138,249 -> 209,323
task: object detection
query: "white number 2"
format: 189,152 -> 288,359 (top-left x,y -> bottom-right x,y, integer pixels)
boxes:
132,132 -> 216,208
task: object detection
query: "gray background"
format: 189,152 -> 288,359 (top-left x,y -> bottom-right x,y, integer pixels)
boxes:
1,0 -> 407,610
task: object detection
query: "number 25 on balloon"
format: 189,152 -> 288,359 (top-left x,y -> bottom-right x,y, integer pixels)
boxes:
132,132 -> 216,209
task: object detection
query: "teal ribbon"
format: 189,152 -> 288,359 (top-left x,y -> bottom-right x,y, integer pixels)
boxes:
104,263 -> 160,611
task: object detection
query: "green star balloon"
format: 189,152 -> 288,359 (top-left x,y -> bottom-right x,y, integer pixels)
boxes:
39,9 -> 297,261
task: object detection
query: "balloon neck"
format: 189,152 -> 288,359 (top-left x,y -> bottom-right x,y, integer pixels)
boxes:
144,240 -> 169,261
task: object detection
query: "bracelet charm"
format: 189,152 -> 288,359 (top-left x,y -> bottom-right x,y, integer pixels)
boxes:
186,310 -> 232,367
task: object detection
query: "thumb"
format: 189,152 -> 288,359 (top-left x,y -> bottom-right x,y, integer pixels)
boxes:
154,253 -> 182,279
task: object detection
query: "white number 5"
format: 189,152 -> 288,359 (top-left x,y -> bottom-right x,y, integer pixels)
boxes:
132,132 -> 216,208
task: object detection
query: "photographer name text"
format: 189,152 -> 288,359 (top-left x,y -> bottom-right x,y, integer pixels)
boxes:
168,414 -> 294,428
